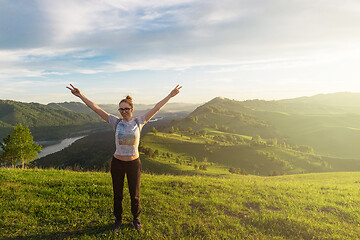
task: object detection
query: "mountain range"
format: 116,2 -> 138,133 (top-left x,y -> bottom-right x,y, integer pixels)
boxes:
2,92 -> 360,158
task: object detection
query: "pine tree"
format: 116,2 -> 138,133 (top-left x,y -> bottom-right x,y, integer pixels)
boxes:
0,124 -> 42,168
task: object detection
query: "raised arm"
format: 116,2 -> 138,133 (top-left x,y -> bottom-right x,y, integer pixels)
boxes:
145,85 -> 182,122
66,84 -> 109,122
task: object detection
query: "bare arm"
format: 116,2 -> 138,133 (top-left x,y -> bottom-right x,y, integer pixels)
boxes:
66,84 -> 109,122
145,85 -> 182,122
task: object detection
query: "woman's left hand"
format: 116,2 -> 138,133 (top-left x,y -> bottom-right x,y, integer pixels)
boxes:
169,85 -> 182,98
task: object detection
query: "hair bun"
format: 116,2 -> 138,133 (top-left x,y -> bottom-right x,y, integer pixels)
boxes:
119,95 -> 134,109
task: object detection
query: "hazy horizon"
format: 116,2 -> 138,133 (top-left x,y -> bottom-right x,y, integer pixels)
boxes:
1,1 -> 360,104
3,91 -> 360,106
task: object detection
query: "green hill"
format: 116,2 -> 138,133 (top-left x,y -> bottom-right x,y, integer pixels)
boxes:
27,92 -> 360,176
32,128 -> 360,177
170,98 -> 279,138
47,102 -> 94,114
0,100 -> 102,127
0,100 -> 107,141
255,111 -> 360,158
2,168 -> 360,239
170,95 -> 360,158
243,92 -> 360,114
47,102 -> 122,116
281,92 -> 360,110
141,131 -> 360,176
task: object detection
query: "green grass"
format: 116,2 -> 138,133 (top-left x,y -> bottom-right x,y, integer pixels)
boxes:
2,168 -> 360,239
141,132 -> 234,176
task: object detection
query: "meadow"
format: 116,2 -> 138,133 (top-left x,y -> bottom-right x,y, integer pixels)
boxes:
2,168 -> 360,239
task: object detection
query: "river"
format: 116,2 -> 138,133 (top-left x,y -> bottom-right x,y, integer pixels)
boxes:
36,136 -> 86,159
35,117 -> 162,159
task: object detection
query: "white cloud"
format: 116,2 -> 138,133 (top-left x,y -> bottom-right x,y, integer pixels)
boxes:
75,69 -> 104,74
37,0 -> 197,43
2,0 -> 360,103
5,0 -> 360,65
0,47 -> 84,78
1,80 -> 69,88
0,69 -> 44,79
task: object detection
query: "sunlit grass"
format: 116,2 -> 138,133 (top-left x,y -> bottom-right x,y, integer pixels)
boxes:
2,168 -> 360,239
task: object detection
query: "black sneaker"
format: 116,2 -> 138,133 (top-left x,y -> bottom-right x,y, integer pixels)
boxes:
112,219 -> 122,232
132,220 -> 142,230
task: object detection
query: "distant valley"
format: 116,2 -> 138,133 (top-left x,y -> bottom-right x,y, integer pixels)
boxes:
21,92 -> 360,176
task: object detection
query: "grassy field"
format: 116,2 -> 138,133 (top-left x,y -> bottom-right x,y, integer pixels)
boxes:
2,168 -> 360,239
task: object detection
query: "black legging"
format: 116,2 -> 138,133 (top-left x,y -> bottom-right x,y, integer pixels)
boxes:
110,156 -> 142,221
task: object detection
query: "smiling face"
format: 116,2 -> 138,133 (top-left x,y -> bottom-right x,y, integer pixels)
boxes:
118,102 -> 133,120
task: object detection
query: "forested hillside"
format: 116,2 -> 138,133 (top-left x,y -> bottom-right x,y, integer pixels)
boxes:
169,94 -> 360,158
171,97 -> 280,138
32,124 -> 360,176
30,92 -> 360,175
0,100 -> 107,140
5,93 -> 360,172
47,102 -> 96,114
0,99 -> 197,148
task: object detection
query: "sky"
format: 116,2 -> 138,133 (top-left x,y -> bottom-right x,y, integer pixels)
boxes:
1,0 -> 360,105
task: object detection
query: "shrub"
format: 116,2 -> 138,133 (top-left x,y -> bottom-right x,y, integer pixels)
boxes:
229,167 -> 248,175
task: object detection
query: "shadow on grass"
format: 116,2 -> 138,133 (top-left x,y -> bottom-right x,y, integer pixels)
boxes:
4,223 -> 141,240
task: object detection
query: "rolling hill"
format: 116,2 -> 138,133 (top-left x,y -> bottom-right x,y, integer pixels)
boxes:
0,99 -> 198,144
30,92 -> 360,176
32,126 -> 360,177
0,100 -> 107,141
170,94 -> 360,158
5,92 -> 360,173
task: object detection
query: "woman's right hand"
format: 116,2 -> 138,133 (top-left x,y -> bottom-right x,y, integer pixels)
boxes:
66,84 -> 82,98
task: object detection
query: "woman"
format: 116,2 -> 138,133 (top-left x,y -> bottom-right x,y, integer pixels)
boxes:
66,84 -> 182,231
